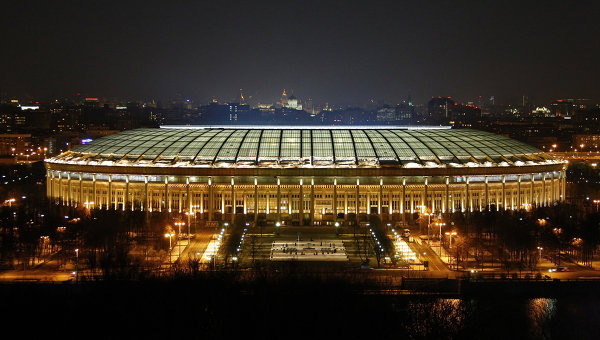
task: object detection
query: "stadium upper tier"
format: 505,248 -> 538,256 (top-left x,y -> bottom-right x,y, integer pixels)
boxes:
48,126 -> 559,168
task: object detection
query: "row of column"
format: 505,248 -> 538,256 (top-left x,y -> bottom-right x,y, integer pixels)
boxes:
48,171 -> 567,223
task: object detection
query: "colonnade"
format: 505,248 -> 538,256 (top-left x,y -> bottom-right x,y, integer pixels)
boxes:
47,170 -> 567,225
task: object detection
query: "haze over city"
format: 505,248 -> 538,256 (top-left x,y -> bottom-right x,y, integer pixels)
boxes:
2,0 -> 599,106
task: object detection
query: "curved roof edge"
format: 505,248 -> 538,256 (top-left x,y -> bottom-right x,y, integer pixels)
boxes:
159,125 -> 453,130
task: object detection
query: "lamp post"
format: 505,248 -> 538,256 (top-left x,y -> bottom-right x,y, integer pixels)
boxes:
435,222 -> 446,255
423,212 -> 431,246
445,231 -> 457,269
594,199 -> 600,212
185,212 -> 191,238
165,232 -> 175,262
75,248 -> 79,283
445,231 -> 457,248
174,221 -> 185,257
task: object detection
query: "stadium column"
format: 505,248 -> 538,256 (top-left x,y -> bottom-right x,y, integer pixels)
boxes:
310,178 -> 315,226
179,190 -> 183,213
562,170 -> 566,202
557,171 -> 561,201
243,188 -> 247,215
46,170 -> 52,201
222,190 -> 225,216
502,175 -> 506,211
208,177 -> 213,222
484,176 -> 489,211
344,187 -> 348,217
401,177 -> 406,223
253,177 -> 258,225
542,173 -> 547,207
58,172 -> 62,205
108,175 -> 113,210
288,189 -> 292,215
187,177 -> 191,215
424,177 -> 428,212
276,177 -> 281,222
466,176 -> 470,212
200,188 -> 204,219
444,176 -> 449,214
356,178 -> 360,216
378,178 -> 382,216
517,175 -> 522,209
79,173 -> 83,208
367,192 -> 371,215
333,178 -> 337,217
93,174 -> 97,209
299,178 -> 304,226
231,177 -> 235,224
67,173 -> 71,206
266,190 -> 269,216
125,175 -> 129,211
551,172 -> 556,202
531,173 -> 535,207
165,177 -> 170,213
144,176 -> 148,212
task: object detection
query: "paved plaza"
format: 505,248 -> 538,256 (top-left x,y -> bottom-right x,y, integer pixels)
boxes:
270,240 -> 348,261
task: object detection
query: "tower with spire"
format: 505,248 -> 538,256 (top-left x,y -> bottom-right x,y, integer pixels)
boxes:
278,89 -> 288,108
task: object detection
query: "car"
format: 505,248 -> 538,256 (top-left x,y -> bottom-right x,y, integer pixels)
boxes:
548,266 -> 569,273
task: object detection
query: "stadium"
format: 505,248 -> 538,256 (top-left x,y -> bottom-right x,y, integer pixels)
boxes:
44,126 -> 567,226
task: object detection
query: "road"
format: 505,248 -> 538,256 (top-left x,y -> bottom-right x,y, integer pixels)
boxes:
409,238 -> 450,273
178,229 -> 217,260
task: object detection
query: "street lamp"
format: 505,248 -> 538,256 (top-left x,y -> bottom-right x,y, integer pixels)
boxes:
174,221 -> 186,257
435,222 -> 446,255
164,232 -> 175,262
75,248 -> 79,283
174,221 -> 185,238
423,212 -> 432,245
185,212 -> 192,239
593,199 -> 600,212
537,246 -> 543,260
445,231 -> 457,248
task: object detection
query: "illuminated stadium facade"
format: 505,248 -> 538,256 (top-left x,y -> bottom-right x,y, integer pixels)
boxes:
44,126 -> 567,225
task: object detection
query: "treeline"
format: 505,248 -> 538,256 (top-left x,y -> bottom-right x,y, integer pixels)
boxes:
441,204 -> 600,272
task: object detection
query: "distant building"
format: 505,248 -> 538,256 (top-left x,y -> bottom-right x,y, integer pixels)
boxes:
427,97 -> 481,126
285,95 -> 302,110
0,134 -> 31,156
550,99 -> 585,117
573,134 -> 600,150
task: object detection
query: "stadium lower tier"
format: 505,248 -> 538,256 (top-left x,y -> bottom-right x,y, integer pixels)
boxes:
45,168 -> 566,225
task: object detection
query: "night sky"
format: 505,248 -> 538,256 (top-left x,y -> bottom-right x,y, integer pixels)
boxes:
1,0 -> 599,105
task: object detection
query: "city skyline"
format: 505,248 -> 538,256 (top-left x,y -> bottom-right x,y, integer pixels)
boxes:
2,1 -> 599,106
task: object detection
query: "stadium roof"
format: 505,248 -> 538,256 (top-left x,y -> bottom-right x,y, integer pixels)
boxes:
48,126 -> 559,169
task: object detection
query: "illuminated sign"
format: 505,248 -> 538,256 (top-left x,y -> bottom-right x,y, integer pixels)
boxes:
81,139 -> 93,144
20,105 -> 40,110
